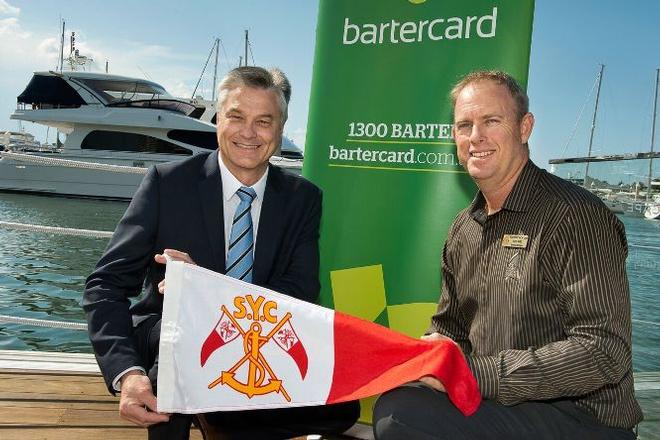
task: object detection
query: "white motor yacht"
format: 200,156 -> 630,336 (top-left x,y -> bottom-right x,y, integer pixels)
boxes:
0,71 -> 303,200
0,129 -> 50,152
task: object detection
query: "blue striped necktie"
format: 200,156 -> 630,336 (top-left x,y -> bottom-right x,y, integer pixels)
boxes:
225,186 -> 256,282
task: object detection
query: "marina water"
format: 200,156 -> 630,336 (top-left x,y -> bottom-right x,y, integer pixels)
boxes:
0,192 -> 658,373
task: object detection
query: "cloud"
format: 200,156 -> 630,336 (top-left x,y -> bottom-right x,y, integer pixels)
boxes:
0,16 -> 40,69
0,0 -> 20,16
161,80 -> 195,99
127,43 -> 190,61
0,17 -> 29,38
36,37 -> 61,68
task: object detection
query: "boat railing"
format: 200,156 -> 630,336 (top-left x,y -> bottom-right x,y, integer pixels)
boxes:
1,149 -> 303,172
0,151 -> 148,174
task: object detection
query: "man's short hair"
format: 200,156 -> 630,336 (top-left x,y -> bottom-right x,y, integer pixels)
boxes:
450,70 -> 529,121
216,66 -> 291,122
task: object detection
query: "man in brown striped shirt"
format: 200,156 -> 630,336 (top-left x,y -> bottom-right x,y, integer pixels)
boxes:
373,71 -> 643,439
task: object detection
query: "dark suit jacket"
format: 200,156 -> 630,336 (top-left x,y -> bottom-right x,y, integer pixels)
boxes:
82,150 -> 322,392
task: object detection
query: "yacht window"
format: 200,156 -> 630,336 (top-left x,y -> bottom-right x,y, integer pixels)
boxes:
82,130 -> 192,155
167,130 -> 217,150
17,75 -> 85,108
109,99 -> 197,116
76,78 -> 169,103
188,106 -> 206,120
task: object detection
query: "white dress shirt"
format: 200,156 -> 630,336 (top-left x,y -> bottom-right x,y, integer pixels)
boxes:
218,153 -> 268,257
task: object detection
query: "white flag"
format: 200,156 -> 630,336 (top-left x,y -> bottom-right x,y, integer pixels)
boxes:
157,261 -> 480,415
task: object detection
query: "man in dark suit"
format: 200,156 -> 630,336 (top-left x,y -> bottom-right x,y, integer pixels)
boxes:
83,66 -> 359,439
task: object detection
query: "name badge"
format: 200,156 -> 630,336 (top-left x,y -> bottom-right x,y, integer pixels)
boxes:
502,234 -> 528,249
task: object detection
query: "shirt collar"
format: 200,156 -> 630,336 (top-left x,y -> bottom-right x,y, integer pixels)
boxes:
469,160 -> 541,223
501,160 -> 540,213
218,153 -> 269,202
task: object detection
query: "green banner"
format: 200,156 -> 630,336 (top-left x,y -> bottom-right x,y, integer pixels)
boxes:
304,0 -> 535,339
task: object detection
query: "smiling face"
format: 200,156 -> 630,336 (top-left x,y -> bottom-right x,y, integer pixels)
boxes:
216,85 -> 283,186
452,80 -> 534,194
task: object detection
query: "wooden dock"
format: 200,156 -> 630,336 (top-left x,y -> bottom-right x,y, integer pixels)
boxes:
0,350 -> 371,440
0,351 -> 203,439
0,350 -> 656,439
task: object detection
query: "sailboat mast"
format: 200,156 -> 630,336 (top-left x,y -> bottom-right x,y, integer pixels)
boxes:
191,39 -> 218,99
585,64 -> 604,187
59,20 -> 65,72
212,38 -> 219,101
244,30 -> 249,66
647,68 -> 659,200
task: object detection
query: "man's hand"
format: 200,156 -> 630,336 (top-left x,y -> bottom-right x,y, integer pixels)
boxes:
118,371 -> 170,427
418,332 -> 463,393
154,249 -> 197,294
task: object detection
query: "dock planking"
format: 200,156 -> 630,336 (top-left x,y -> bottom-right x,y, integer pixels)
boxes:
0,350 -> 367,440
0,350 -> 203,440
1,350 -> 657,439
0,370 -> 204,439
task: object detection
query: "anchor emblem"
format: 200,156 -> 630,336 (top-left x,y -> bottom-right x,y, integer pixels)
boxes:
200,295 -> 309,402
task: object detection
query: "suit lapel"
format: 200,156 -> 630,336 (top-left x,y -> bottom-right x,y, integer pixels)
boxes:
253,166 -> 285,285
198,150 -> 225,272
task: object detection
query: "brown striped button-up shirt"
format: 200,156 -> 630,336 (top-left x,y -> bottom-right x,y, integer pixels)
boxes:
431,160 -> 643,429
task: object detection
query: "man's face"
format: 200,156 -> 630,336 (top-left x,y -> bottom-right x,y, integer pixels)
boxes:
452,80 -> 534,191
217,86 -> 283,185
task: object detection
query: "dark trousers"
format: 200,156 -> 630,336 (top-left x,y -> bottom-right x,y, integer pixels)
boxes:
373,382 -> 636,440
135,316 -> 360,440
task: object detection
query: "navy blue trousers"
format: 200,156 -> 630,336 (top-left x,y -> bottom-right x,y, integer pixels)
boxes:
373,382 -> 636,440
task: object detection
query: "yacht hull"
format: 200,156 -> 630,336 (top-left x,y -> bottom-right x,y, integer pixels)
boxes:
0,152 -> 302,200
0,157 -> 144,200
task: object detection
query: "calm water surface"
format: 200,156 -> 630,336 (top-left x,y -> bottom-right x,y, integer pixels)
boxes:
0,192 -> 658,372
0,193 -> 127,352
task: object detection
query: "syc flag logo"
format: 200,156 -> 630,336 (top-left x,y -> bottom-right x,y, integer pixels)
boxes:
200,294 -> 309,401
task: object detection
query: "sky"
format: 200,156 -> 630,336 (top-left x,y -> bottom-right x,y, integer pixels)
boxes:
0,0 -> 658,181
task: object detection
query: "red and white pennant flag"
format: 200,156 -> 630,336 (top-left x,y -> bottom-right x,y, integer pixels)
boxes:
157,262 -> 480,415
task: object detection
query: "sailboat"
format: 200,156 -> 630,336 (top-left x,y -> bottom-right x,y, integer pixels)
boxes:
643,69 -> 659,220
549,66 -> 660,220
